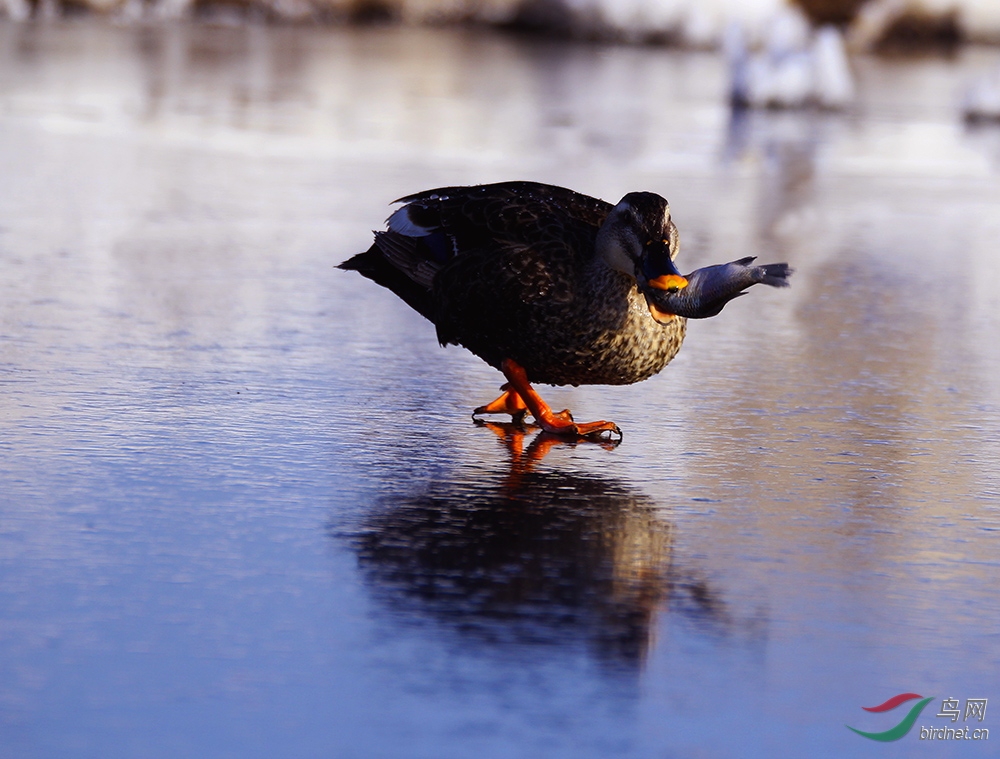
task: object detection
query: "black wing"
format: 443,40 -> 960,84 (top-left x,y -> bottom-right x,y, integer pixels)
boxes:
339,182 -> 613,336
393,181 -> 611,249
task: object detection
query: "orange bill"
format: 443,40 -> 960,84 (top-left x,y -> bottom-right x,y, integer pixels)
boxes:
648,274 -> 688,292
648,301 -> 677,324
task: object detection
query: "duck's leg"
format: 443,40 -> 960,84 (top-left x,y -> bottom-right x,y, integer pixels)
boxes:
473,383 -> 529,424
499,358 -> 622,441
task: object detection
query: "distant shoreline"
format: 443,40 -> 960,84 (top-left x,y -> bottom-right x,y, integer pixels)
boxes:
3,0 -> 1000,52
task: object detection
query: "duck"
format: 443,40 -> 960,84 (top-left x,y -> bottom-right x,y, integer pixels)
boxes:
727,9 -> 854,110
339,182 -> 791,440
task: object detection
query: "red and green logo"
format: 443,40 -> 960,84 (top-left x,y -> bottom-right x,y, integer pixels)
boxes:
847,693 -> 935,742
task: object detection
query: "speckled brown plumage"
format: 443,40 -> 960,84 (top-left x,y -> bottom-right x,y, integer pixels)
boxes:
340,181 -> 687,388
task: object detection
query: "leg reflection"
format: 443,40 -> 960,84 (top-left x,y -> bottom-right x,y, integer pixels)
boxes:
475,419 -> 617,487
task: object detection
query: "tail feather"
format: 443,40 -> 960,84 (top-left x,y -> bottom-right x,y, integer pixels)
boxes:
338,233 -> 441,322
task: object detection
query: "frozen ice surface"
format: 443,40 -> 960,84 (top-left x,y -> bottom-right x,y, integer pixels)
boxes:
1,23 -> 999,759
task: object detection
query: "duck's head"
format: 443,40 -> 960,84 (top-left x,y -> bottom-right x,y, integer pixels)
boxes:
596,192 -> 689,305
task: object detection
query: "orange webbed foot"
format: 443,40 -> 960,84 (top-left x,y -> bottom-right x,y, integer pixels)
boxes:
472,383 -> 529,425
476,359 -> 623,443
535,415 -> 622,442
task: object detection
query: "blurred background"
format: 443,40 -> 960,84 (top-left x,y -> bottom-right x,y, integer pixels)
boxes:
3,0 -> 1000,49
2,2 -> 1000,758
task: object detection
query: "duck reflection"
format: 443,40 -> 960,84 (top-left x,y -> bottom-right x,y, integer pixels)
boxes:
347,427 -> 726,668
